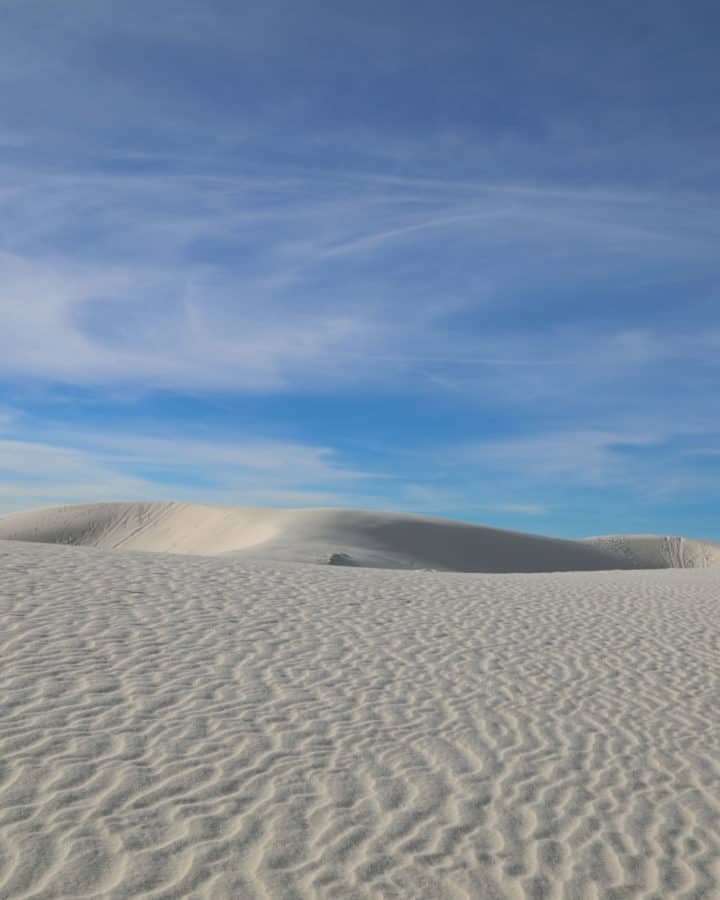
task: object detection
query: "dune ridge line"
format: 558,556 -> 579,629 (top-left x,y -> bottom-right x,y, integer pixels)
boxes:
1,501 -> 719,572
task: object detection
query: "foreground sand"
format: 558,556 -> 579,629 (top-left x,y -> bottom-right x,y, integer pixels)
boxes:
1,540 -> 718,899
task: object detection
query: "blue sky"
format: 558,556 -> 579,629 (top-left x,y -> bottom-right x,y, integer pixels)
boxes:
1,0 -> 720,537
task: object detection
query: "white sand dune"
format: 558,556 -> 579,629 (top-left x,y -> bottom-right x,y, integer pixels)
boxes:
2,501 -> 720,572
0,538 -> 718,898
584,533 -> 720,569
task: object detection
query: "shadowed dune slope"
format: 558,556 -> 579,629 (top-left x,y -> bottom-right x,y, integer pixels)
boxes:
1,501 -> 719,572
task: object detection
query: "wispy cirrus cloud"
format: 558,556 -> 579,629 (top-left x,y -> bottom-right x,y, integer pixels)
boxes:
0,408 -> 19,432
2,167 -> 719,398
0,423 -> 554,523
0,430 -> 378,515
452,422 -> 720,498
459,429 -> 665,484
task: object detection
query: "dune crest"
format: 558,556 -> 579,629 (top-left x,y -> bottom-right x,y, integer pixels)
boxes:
1,501 -> 719,572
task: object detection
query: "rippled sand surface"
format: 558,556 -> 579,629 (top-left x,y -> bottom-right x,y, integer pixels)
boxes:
1,540 -> 718,898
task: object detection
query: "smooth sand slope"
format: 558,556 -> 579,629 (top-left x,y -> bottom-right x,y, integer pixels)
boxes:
0,539 -> 718,898
1,502 -> 720,572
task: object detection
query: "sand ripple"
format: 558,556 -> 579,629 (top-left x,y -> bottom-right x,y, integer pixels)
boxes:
0,541 -> 718,898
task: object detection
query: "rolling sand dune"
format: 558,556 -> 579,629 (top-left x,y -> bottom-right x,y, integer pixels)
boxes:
2,501 -> 720,572
0,538 -> 718,898
584,534 -> 720,570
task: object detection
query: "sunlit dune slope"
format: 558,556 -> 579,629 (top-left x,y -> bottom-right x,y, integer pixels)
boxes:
1,501 -> 719,572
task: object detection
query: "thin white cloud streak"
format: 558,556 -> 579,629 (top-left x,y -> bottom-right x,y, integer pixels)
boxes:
0,428 -> 554,521
0,409 -> 18,431
1,167 -> 719,393
485,503 -> 546,515
6,417 -> 718,521
423,325 -> 720,422
396,483 -> 547,518
461,430 -> 663,483
0,253 -> 376,390
452,422 -> 720,499
0,430 -> 381,516
4,0 -> 720,203
50,432 -> 377,481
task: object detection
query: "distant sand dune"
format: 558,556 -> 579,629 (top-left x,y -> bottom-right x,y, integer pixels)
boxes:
1,501 -> 719,572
